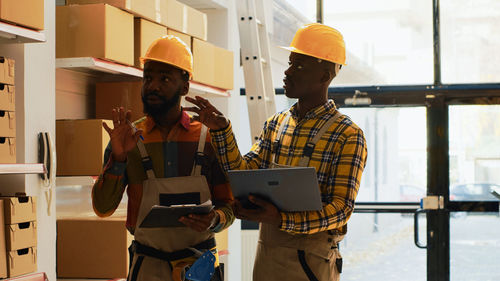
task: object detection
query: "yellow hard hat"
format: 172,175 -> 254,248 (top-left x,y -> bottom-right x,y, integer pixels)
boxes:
281,23 -> 346,65
140,35 -> 193,79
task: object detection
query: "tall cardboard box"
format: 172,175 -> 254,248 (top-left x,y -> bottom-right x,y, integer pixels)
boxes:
7,247 -> 37,277
56,119 -> 112,176
0,137 -> 15,163
160,0 -> 207,41
167,29 -> 191,50
67,0 -> 157,23
56,4 -> 134,66
0,201 -> 7,278
5,222 -> 37,251
96,81 -> 144,122
0,111 -> 15,137
0,85 -> 15,112
57,217 -> 133,279
0,57 -> 14,86
192,39 -> 234,90
2,197 -> 36,225
134,18 -> 167,68
0,0 -> 44,30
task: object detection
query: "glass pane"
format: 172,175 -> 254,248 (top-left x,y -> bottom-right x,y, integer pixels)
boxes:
449,105 -> 500,201
451,214 -> 500,280
343,213 -> 426,281
340,107 -> 427,202
323,0 -> 433,85
441,0 -> 500,83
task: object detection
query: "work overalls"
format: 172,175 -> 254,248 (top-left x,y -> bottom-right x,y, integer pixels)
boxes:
128,125 -> 223,281
253,111 -> 345,281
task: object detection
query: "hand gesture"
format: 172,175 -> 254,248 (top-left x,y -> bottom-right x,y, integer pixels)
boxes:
102,107 -> 143,163
179,210 -> 220,232
185,96 -> 229,130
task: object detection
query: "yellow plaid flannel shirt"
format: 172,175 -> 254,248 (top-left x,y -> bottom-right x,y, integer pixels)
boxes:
210,100 -> 367,234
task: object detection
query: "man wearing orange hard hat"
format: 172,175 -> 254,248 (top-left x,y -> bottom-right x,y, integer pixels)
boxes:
92,35 -> 234,281
187,23 -> 367,280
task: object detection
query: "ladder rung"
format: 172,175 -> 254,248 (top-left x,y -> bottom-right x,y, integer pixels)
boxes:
260,58 -> 267,64
255,18 -> 263,26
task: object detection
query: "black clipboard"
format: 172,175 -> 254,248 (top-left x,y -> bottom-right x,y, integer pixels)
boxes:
139,202 -> 214,228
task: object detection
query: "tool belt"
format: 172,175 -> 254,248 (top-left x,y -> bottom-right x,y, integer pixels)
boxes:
131,238 -> 216,262
129,238 -> 223,281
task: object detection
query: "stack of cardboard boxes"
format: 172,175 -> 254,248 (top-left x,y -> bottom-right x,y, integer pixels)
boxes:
56,0 -> 234,175
0,197 -> 37,278
0,57 -> 16,164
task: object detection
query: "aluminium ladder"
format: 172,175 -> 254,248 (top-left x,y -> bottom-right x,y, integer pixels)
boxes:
236,0 -> 277,143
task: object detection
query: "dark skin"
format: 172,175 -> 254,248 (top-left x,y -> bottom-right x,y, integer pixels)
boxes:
185,52 -> 337,225
102,60 -> 220,232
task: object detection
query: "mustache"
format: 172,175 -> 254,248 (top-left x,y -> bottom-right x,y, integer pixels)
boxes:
144,91 -> 163,98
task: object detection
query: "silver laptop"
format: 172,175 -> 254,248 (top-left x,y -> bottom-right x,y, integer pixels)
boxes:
227,167 -> 322,212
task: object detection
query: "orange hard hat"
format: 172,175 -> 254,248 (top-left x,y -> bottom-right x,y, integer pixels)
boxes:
281,23 -> 346,65
140,35 -> 193,79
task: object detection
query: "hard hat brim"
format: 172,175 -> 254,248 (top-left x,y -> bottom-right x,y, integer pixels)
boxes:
279,46 -> 346,66
140,56 -> 193,80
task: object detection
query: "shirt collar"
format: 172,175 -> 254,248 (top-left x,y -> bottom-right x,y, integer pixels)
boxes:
289,99 -> 337,120
144,110 -> 191,133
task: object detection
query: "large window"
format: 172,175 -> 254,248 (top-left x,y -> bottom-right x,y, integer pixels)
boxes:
323,0 -> 434,86
341,107 -> 427,202
441,0 -> 500,84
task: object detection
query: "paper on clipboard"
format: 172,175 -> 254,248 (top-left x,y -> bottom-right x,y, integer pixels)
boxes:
139,200 -> 214,228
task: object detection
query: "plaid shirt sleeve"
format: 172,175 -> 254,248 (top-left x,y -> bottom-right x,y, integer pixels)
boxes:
280,129 -> 367,234
92,142 -> 128,217
210,121 -> 273,171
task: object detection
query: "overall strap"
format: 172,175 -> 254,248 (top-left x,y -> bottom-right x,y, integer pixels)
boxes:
272,112 -> 291,164
191,125 -> 208,176
297,111 -> 342,167
137,140 -> 156,179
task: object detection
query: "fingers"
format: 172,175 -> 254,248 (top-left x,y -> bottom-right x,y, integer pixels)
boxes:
179,214 -> 212,232
112,108 -> 119,128
248,195 -> 270,208
125,110 -> 132,122
119,107 -> 125,123
103,122 -> 112,135
183,106 -> 200,114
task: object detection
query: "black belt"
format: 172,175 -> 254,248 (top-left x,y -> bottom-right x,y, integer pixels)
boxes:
131,238 -> 216,262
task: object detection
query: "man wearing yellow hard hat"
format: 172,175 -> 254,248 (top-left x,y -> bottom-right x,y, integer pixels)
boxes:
91,35 -> 234,281
187,23 -> 367,280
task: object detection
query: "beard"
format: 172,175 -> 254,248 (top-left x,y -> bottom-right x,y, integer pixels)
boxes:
142,87 -> 182,118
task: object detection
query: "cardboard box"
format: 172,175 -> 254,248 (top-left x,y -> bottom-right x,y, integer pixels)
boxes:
0,201 -> 7,278
160,0 -> 207,41
185,4 -> 207,41
0,57 -> 15,86
67,0 -> 157,23
0,85 -> 15,112
57,217 -> 133,278
6,222 -> 37,251
167,29 -> 191,50
0,0 -> 44,30
96,81 -> 144,122
134,18 -> 167,68
0,137 -> 15,163
56,4 -> 134,66
0,111 -> 15,137
192,39 -> 234,90
2,197 -> 36,225
4,272 -> 47,281
7,247 -> 36,278
56,119 -> 112,176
